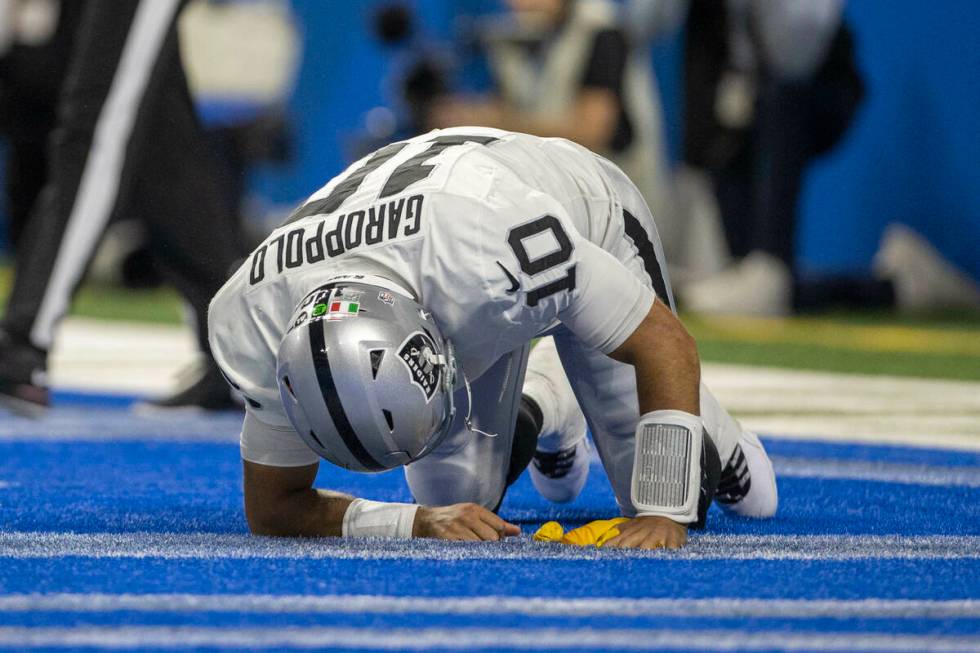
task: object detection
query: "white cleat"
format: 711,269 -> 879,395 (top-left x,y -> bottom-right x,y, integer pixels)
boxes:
680,251 -> 792,317
530,434 -> 591,504
523,337 -> 590,504
716,430 -> 778,519
873,223 -> 980,314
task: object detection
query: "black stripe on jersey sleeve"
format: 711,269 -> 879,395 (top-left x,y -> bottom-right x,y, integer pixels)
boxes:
623,208 -> 672,309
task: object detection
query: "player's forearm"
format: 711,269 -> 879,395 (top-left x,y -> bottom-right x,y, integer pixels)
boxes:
611,301 -> 700,415
245,487 -> 354,537
633,329 -> 700,416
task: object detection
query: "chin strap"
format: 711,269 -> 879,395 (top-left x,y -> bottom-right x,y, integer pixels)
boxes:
428,341 -> 497,439
462,368 -> 498,438
422,340 -> 497,438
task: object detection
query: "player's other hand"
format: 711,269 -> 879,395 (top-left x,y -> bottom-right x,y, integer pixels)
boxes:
601,515 -> 688,550
413,503 -> 521,542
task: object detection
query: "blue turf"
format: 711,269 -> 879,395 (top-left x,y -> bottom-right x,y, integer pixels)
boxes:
1,405 -> 979,652
4,557 -> 980,600
2,440 -> 978,535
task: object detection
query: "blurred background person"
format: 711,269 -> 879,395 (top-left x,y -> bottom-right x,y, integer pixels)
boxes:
425,0 -> 699,275
430,0 -> 656,155
0,0 -> 83,253
679,0 -> 862,315
677,0 -> 980,315
0,0 -> 248,413
89,0 -> 300,289
622,0 -> 731,289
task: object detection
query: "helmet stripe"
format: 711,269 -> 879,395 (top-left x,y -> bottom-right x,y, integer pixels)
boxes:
308,319 -> 386,471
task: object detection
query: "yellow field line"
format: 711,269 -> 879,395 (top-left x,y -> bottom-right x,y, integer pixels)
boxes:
687,316 -> 980,356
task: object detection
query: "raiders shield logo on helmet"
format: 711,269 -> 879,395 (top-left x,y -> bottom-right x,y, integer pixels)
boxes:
398,332 -> 442,402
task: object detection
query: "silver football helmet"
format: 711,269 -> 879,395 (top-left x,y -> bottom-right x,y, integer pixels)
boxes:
276,276 -> 457,472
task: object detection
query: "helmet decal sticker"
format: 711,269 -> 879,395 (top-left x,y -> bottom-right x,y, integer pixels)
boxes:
397,331 -> 443,403
325,300 -> 360,320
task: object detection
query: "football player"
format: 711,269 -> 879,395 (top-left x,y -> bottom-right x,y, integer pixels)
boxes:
209,127 -> 777,549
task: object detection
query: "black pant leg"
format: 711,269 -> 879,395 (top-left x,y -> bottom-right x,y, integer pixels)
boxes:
710,80 -> 819,271
749,79 -> 814,270
0,0 -> 83,252
1,0 -> 182,352
126,30 -> 245,354
5,132 -> 49,250
710,145 -> 755,261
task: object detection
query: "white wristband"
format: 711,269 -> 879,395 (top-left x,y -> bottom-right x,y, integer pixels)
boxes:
631,409 -> 704,524
342,498 -> 419,539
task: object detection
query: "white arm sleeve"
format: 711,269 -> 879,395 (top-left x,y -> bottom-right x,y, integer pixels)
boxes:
240,407 -> 319,467
210,269 -> 315,467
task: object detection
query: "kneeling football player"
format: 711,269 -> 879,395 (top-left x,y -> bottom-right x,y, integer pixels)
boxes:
209,127 -> 777,549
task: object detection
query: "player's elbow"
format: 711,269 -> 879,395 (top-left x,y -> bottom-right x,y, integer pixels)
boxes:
242,460 -> 321,537
243,485 -> 301,537
245,500 -> 287,536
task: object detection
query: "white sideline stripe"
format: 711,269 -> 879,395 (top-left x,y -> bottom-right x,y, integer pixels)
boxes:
50,319 -> 199,395
1,626 -> 979,652
703,364 -> 980,447
2,532 -> 978,561
771,457 -> 980,488
1,594 -> 978,620
30,0 -> 182,348
742,422 -> 980,452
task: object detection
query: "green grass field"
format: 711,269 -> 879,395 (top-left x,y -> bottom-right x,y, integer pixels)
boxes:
2,265 -> 979,381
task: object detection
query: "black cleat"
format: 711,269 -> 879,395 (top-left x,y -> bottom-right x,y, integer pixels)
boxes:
0,331 -> 49,416
530,438 -> 591,503
716,443 -> 752,505
135,360 -> 242,413
715,431 -> 778,518
532,446 -> 578,479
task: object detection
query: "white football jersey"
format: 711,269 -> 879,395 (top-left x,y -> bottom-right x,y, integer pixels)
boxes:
209,127 -> 657,464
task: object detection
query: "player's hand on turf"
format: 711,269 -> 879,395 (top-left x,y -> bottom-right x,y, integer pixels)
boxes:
413,503 -> 520,541
600,515 -> 688,550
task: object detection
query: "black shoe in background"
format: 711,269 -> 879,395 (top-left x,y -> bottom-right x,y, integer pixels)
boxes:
135,359 -> 241,413
0,331 -> 50,415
